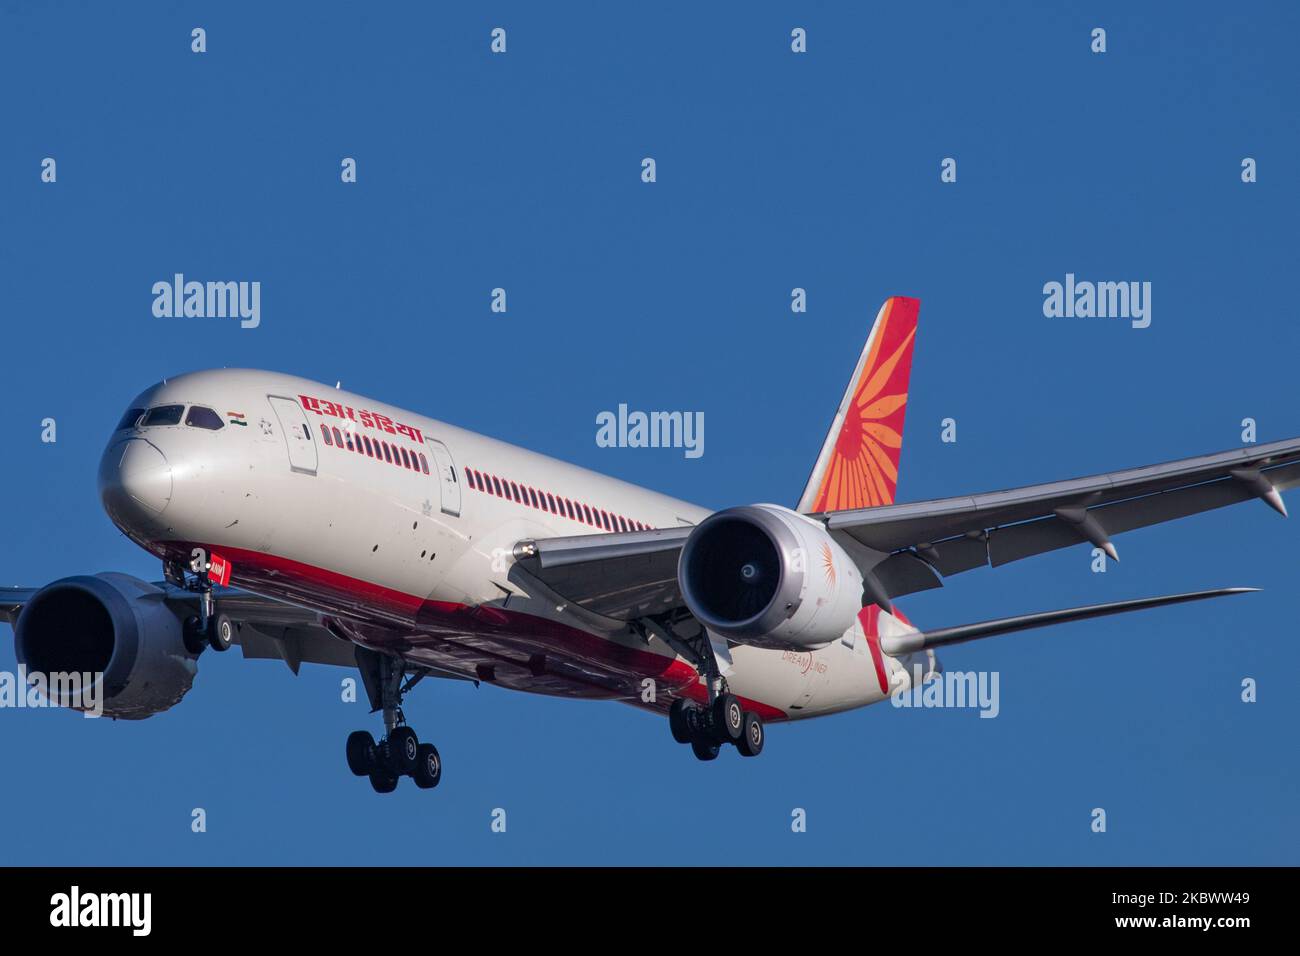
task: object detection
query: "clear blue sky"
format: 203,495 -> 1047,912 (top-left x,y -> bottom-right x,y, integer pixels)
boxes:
1,2 -> 1296,865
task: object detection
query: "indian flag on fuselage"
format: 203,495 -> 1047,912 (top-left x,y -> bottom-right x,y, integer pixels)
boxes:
227,411 -> 247,426
797,296 -> 919,513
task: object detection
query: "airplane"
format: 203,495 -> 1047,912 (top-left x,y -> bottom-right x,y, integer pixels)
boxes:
3,296 -> 1297,793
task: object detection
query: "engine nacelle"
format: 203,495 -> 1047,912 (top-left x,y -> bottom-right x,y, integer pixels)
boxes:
14,573 -> 199,719
678,504 -> 864,650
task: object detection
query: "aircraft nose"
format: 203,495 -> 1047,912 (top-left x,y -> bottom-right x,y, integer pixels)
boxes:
99,438 -> 173,520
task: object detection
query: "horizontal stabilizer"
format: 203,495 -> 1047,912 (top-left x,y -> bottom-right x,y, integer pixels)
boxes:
878,587 -> 1257,654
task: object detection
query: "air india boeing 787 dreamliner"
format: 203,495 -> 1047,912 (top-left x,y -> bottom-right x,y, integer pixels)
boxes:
3,297 -> 1295,792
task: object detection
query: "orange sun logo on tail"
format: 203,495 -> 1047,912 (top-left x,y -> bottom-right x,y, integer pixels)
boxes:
807,297 -> 919,513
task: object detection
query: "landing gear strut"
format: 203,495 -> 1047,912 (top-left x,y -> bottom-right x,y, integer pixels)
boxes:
647,614 -> 766,761
167,557 -> 234,654
347,648 -> 442,793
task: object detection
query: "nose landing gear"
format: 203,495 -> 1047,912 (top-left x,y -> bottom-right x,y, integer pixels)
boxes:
347,647 -> 442,794
167,557 -> 235,654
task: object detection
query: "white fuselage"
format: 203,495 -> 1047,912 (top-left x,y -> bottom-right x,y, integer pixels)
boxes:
99,369 -> 931,722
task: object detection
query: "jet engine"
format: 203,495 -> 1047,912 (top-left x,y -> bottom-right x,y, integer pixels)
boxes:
14,572 -> 200,719
678,504 -> 864,650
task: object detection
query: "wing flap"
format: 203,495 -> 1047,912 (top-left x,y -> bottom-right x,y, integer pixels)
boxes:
986,472 -> 1275,566
514,528 -> 691,621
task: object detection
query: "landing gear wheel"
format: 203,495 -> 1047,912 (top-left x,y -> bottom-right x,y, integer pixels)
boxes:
390,726 -> 420,775
182,616 -> 206,655
738,712 -> 765,757
346,730 -> 376,776
207,613 -> 235,652
669,699 -> 696,744
712,693 -> 744,744
413,743 -> 442,789
691,738 -> 720,761
351,650 -> 445,792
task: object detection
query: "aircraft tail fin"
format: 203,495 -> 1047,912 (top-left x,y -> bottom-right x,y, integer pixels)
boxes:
797,296 -> 920,514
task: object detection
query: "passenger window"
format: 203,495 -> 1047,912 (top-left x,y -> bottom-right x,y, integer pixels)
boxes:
321,425 -> 333,446
383,443 -> 393,464
492,476 -> 504,497
528,488 -> 539,508
115,407 -> 145,431
345,432 -> 355,452
332,427 -> 343,446
546,493 -> 556,513
582,505 -> 593,524
566,500 -> 576,520
420,454 -> 429,474
142,404 -> 185,427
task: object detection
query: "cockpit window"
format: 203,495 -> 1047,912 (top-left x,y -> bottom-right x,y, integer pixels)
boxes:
185,406 -> 225,430
141,404 -> 185,427
115,407 -> 146,430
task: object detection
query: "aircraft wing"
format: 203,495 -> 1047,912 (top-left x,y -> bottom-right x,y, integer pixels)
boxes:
833,435 -> 1300,600
0,589 -> 37,625
878,587 -> 1257,654
514,437 -> 1300,618
1,584 -> 358,673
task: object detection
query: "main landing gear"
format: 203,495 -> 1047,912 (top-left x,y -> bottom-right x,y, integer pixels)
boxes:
669,694 -> 765,760
642,614 -> 766,761
167,558 -> 235,654
347,648 -> 442,794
